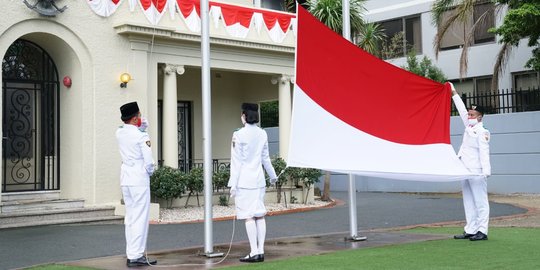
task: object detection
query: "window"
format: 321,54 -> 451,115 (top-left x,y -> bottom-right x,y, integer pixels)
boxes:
513,71 -> 540,112
260,100 -> 279,128
514,71 -> 539,90
380,15 -> 422,59
260,0 -> 285,11
451,76 -> 497,114
473,1 -> 495,44
440,1 -> 495,50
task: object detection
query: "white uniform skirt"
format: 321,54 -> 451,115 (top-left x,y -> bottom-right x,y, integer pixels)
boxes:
235,187 -> 266,220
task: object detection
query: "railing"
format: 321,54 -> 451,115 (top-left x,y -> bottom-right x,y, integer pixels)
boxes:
451,88 -> 540,115
158,159 -> 230,173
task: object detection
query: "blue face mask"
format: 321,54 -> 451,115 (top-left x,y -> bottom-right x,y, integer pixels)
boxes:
468,118 -> 478,126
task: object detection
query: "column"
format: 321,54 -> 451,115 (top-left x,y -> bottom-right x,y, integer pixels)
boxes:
162,64 -> 184,168
272,75 -> 293,160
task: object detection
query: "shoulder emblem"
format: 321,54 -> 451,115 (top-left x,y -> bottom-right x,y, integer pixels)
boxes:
146,141 -> 151,147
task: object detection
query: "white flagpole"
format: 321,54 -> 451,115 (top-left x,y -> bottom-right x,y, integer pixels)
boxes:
342,0 -> 367,242
201,0 -> 223,257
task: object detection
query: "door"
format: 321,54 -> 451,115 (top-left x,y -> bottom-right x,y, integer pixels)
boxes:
2,39 -> 60,192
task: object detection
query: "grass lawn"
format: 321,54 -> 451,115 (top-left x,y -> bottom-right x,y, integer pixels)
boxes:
224,227 -> 540,270
25,227 -> 540,270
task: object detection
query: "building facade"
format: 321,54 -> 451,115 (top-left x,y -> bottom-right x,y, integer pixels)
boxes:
365,0 -> 538,98
0,0 -> 295,210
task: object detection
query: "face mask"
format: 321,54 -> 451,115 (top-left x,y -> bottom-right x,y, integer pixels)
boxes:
468,118 -> 478,126
241,115 -> 247,125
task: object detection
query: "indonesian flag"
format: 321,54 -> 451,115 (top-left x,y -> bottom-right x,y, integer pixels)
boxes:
287,7 -> 474,182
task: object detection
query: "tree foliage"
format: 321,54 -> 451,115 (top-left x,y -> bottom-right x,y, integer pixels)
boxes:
402,50 -> 448,83
493,1 -> 540,71
150,166 -> 186,208
306,0 -> 366,35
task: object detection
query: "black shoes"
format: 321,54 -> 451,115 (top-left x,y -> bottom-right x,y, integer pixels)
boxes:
126,256 -> 157,267
469,231 -> 488,241
453,232 -> 474,239
239,254 -> 264,263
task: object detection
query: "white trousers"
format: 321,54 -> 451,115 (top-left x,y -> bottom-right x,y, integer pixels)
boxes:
461,171 -> 489,235
122,186 -> 150,259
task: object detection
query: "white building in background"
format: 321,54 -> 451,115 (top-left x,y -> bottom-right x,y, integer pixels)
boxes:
365,0 -> 538,102
0,0 -> 294,216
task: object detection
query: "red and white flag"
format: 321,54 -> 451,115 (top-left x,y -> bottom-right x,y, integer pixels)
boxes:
287,7 -> 474,181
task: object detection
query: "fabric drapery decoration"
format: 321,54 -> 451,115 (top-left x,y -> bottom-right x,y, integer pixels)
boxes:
287,7 -> 475,182
86,0 -> 295,43
87,0 -> 122,17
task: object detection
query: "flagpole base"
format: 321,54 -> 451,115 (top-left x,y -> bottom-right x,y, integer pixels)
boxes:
202,252 -> 224,258
345,235 -> 367,242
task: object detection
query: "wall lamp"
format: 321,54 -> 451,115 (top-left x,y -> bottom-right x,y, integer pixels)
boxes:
120,73 -> 131,88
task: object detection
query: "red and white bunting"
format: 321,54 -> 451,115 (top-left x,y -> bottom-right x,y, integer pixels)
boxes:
86,0 -> 296,43
87,0 -> 122,17
138,0 -> 169,25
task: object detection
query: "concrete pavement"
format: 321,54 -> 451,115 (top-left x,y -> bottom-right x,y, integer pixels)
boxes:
0,192 -> 526,270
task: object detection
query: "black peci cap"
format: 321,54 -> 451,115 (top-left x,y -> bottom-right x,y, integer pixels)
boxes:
470,104 -> 485,115
241,103 -> 258,112
120,102 -> 140,121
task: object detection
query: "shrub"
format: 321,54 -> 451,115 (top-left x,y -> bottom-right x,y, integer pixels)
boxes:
218,195 -> 229,206
185,167 -> 204,207
300,168 -> 323,203
269,156 -> 288,203
150,166 -> 186,208
213,166 -> 230,193
290,196 -> 298,204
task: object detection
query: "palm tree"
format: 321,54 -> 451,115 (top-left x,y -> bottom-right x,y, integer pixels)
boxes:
356,22 -> 387,56
284,0 -> 384,55
307,0 -> 366,36
431,0 -> 508,89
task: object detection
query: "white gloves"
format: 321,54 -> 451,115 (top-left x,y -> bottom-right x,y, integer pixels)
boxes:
270,178 -> 278,185
229,187 -> 237,198
139,117 -> 149,132
448,82 -> 456,91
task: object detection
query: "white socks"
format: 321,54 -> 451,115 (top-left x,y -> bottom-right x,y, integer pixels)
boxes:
256,218 -> 266,255
245,218 -> 267,256
245,219 -> 258,256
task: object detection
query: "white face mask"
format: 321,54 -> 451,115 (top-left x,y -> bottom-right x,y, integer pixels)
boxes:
241,114 -> 246,125
468,118 -> 478,126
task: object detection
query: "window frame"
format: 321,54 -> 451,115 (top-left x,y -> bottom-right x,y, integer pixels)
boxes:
439,1 -> 496,51
513,71 -> 540,91
379,14 -> 423,59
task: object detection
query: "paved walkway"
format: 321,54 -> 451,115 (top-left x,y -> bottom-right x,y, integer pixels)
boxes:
0,192 -> 527,270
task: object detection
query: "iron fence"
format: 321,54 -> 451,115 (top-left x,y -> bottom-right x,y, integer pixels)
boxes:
451,88 -> 540,115
158,159 -> 230,173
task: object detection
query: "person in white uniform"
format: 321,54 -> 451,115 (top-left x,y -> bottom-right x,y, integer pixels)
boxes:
116,102 -> 158,266
228,103 -> 278,263
450,83 -> 491,241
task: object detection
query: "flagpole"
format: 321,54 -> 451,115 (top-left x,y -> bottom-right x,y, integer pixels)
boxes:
201,0 -> 223,257
342,0 -> 367,242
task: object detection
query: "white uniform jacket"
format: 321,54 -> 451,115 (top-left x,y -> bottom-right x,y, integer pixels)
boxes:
452,94 -> 491,176
227,124 -> 277,189
116,124 -> 155,186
